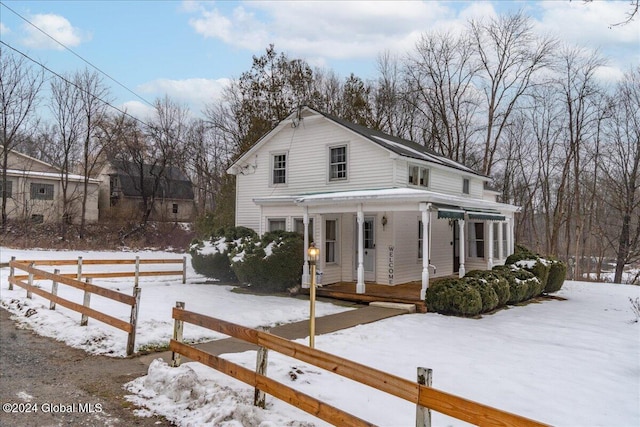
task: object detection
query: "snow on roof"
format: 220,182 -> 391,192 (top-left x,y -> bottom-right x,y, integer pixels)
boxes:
5,169 -> 99,184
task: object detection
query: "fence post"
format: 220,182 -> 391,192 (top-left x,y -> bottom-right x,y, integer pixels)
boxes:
135,256 -> 140,288
416,367 -> 432,427
50,268 -> 60,310
171,301 -> 185,367
77,256 -> 83,281
254,327 -> 269,409
126,286 -> 141,356
182,256 -> 187,284
27,262 -> 34,299
8,256 -> 15,290
80,278 -> 91,326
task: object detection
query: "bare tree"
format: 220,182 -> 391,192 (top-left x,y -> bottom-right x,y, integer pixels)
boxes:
600,67 -> 640,283
75,69 -> 111,238
469,11 -> 555,175
0,48 -> 44,229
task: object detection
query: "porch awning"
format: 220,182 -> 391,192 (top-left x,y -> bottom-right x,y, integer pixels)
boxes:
466,210 -> 506,221
436,205 -> 465,220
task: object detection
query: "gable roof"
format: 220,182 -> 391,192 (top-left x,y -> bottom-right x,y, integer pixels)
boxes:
229,106 -> 484,178
109,160 -> 194,200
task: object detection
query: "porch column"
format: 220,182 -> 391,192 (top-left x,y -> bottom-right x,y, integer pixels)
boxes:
356,204 -> 365,294
302,207 -> 310,288
487,221 -> 494,270
419,203 -> 431,300
509,217 -> 515,255
458,219 -> 466,278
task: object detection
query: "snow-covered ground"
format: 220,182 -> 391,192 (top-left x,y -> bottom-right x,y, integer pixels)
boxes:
1,247 -> 639,426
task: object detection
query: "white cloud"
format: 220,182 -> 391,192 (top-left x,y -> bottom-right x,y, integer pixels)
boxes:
188,1 -> 453,60
120,100 -> 156,121
0,22 -> 10,36
21,13 -> 89,50
137,77 -> 231,112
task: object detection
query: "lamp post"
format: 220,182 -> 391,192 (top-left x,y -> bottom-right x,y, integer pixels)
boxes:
307,242 -> 320,348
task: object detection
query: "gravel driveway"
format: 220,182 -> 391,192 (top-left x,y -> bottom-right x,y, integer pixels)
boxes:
0,307 -> 172,427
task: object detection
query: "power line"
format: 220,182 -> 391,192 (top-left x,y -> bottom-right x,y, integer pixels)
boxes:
0,39 -> 151,129
0,1 -> 155,108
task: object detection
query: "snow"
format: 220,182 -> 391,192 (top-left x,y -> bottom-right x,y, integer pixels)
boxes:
1,247 -> 639,426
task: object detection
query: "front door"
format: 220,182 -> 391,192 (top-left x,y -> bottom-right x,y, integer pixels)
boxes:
355,216 -> 376,281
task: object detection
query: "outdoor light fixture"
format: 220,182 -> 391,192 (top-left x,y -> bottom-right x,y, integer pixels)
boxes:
381,215 -> 388,229
307,242 -> 320,348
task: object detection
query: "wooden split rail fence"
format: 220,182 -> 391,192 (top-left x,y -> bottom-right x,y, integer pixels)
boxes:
7,256 -> 187,356
170,304 -> 550,427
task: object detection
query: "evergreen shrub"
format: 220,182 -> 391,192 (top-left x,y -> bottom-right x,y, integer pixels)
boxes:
464,270 -> 510,307
231,230 -> 304,293
425,278 -> 483,317
545,259 -> 567,293
463,276 -> 499,312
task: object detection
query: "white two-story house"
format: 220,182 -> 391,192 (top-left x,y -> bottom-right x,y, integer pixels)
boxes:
228,107 -> 519,299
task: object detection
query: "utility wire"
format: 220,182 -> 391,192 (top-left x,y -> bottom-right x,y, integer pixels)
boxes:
0,1 -> 155,108
0,39 -> 151,129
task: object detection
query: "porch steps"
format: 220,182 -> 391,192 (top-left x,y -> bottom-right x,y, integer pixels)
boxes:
312,287 -> 427,313
369,301 -> 416,313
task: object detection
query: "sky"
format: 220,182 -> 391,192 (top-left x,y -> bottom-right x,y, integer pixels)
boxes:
1,247 -> 638,426
0,1 -> 638,120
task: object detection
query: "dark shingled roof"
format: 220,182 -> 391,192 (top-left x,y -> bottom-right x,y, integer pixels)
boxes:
317,111 -> 484,177
111,160 -> 194,200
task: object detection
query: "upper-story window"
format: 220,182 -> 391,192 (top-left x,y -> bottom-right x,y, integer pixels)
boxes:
272,153 -> 287,185
30,183 -> 54,200
409,165 -> 429,188
329,145 -> 347,181
463,178 -> 470,194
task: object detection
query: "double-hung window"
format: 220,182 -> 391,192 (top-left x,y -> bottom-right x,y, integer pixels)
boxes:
468,222 -> 485,258
272,153 -> 287,185
325,219 -> 338,263
463,178 -> 470,194
268,218 -> 286,232
409,165 -> 429,188
329,146 -> 347,181
30,183 -> 54,200
0,180 -> 12,198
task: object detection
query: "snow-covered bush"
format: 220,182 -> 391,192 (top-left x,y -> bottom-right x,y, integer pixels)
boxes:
464,270 -> 510,307
505,245 -> 566,294
189,226 -> 257,282
545,259 -> 567,293
463,276 -> 500,312
425,277 -> 483,317
231,230 -> 304,293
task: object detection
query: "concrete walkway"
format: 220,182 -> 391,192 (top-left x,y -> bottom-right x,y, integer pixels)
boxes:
142,304 -> 411,364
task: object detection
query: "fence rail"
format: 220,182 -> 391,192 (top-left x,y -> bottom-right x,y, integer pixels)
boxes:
5,256 -> 186,356
170,305 -> 549,427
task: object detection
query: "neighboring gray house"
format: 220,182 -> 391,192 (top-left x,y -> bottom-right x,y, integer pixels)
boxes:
228,107 -> 519,298
98,160 -> 195,222
1,150 -> 99,224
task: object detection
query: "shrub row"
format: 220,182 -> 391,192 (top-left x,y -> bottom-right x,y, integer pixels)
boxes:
425,245 -> 567,317
189,227 -> 304,292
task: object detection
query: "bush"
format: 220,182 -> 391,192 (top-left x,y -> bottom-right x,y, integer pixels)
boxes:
545,259 -> 567,293
465,270 -> 510,307
425,278 -> 483,317
231,230 -> 304,293
513,268 -> 543,299
188,226 -> 258,282
493,265 -> 528,304
463,277 -> 499,313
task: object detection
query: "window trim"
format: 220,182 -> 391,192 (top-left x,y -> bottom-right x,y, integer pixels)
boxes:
462,178 -> 470,195
325,218 -> 339,264
328,144 -> 348,182
30,183 -> 54,200
270,151 -> 288,186
0,180 -> 13,198
408,164 -> 429,188
267,217 -> 286,232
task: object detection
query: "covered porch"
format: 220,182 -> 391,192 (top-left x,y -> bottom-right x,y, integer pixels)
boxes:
294,188 -> 518,300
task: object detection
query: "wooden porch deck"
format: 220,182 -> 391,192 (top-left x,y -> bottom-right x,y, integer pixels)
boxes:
303,281 -> 428,312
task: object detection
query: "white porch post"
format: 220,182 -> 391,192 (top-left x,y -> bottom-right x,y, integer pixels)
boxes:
458,219 -> 466,278
420,203 -> 431,300
509,217 -> 515,255
356,204 -> 365,294
302,207 -> 310,288
487,221 -> 494,270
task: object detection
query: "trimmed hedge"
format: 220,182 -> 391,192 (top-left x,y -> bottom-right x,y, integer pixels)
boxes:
506,245 -> 566,294
465,270 -> 510,307
425,278 -> 483,317
463,276 -> 499,312
546,259 -> 567,293
231,230 -> 304,293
